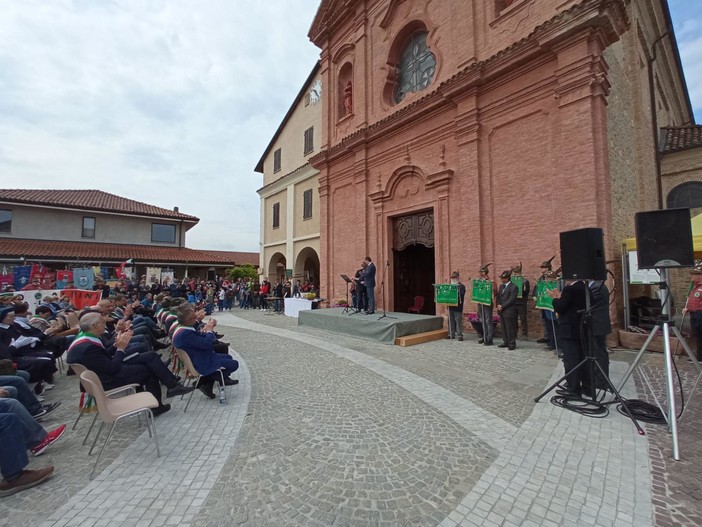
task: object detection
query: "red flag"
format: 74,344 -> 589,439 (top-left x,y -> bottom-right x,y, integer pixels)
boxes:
61,289 -> 102,309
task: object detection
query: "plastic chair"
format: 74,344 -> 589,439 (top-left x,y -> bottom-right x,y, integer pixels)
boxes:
174,348 -> 227,411
68,363 -> 140,445
408,296 -> 425,314
79,370 -> 160,479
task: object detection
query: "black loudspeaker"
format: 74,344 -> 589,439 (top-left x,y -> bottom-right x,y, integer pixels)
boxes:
635,208 -> 694,269
559,228 -> 607,280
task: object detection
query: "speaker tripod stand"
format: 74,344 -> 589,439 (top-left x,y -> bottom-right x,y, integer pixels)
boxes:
614,269 -> 702,460
534,282 -> 645,436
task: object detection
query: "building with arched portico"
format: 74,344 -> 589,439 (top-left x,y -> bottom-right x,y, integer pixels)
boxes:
256,64 -> 322,288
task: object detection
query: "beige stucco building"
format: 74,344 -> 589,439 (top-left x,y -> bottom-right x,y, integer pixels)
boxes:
0,189 -> 258,281
255,63 -> 322,285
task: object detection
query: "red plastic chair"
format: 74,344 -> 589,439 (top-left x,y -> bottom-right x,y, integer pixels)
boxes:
408,296 -> 425,314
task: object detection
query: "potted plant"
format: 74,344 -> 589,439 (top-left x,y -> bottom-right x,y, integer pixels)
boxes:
466,313 -> 499,336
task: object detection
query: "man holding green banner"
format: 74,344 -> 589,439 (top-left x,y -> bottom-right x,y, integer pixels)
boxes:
511,263 -> 530,337
534,257 -> 560,355
446,272 -> 466,341
474,263 -> 495,345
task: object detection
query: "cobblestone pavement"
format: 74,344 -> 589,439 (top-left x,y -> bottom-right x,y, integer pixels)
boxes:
637,353 -> 702,527
2,307 -> 701,526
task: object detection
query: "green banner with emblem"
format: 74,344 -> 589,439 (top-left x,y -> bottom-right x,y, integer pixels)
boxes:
471,279 -> 493,306
511,275 -> 524,299
434,284 -> 458,306
534,280 -> 559,311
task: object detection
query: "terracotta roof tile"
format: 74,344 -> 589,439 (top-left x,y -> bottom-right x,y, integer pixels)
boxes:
0,238 -> 258,266
0,189 -> 199,221
661,126 -> 702,154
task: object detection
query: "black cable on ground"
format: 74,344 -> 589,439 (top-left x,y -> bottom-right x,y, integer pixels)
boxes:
550,393 -> 609,417
615,399 -> 666,423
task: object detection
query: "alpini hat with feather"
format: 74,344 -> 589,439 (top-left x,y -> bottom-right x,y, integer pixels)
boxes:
540,255 -> 556,270
479,263 -> 492,274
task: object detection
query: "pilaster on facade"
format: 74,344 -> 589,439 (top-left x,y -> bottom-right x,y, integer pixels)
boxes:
552,31 -> 612,109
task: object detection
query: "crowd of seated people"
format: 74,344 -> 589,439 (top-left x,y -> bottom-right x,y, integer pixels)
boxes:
0,300 -> 68,496
0,280 -> 248,497
0,271 -> 324,495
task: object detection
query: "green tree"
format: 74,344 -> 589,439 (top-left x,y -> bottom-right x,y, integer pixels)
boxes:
226,264 -> 259,281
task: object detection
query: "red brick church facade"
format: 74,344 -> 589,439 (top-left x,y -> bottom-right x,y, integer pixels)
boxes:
309,0 -> 691,323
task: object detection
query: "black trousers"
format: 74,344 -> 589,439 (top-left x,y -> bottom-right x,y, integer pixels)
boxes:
561,337 -> 586,394
500,314 -> 517,348
516,302 -> 528,336
120,351 -> 178,405
591,335 -> 610,388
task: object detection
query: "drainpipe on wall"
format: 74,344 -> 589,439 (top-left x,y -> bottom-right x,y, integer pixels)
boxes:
647,31 -> 669,210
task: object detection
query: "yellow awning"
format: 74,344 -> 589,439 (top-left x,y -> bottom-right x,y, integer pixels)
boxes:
624,212 -> 702,254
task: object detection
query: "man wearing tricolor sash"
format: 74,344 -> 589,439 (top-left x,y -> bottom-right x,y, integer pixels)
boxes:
172,304 -> 239,400
67,313 -> 194,416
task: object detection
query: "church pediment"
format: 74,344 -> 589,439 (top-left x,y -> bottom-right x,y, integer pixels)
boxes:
309,0 -> 357,44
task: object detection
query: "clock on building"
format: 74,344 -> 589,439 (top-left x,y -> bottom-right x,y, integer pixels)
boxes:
309,80 -> 322,104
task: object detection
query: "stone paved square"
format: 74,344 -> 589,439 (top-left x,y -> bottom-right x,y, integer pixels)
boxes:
2,309 -> 701,527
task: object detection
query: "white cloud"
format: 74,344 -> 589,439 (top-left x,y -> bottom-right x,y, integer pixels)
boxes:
0,0 -> 321,251
1,0 -> 699,260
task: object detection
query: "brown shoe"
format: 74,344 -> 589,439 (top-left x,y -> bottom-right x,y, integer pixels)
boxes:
0,467 -> 54,497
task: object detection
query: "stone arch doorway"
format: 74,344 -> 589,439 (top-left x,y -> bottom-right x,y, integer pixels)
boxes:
392,210 -> 435,314
268,252 -> 286,283
294,247 -> 320,287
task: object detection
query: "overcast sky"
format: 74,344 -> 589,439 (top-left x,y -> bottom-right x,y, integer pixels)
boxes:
0,1 -> 699,253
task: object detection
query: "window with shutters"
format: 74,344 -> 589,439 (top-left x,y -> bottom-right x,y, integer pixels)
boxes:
273,148 -> 282,173
273,202 -> 280,229
303,189 -> 313,219
304,127 -> 314,155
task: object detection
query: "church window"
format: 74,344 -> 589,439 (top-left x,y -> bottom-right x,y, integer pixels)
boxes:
667,182 -> 702,209
496,0 -> 517,13
395,31 -> 436,103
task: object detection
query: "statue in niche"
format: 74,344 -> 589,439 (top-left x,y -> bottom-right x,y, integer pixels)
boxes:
344,80 -> 353,115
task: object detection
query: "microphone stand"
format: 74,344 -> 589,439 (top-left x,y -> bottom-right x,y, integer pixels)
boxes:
377,261 -> 396,321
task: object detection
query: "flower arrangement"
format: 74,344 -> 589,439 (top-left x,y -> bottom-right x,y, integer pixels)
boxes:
467,313 -> 500,324
303,292 -> 317,301
330,298 -> 349,308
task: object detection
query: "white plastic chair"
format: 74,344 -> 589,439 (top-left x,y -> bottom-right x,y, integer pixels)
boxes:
80,370 -> 160,479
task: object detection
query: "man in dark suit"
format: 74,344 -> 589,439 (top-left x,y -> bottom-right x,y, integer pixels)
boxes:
67,312 -> 193,416
550,280 -> 587,395
588,280 -> 611,391
363,256 -> 376,314
496,270 -> 518,350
